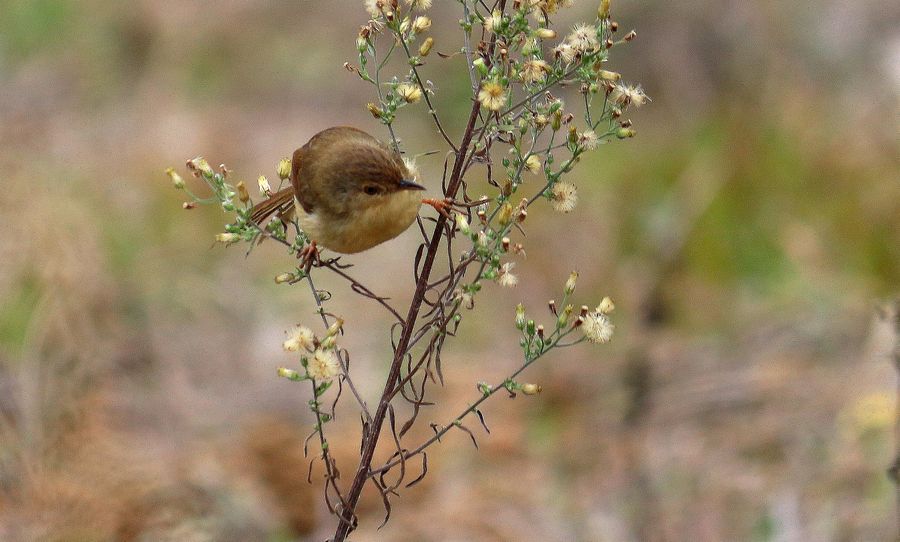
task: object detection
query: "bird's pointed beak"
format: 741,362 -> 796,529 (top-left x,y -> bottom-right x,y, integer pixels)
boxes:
398,179 -> 426,191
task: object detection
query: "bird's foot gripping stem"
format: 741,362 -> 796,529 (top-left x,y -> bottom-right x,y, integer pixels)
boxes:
298,240 -> 321,272
422,198 -> 454,220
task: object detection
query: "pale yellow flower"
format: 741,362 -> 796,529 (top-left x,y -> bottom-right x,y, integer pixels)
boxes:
276,158 -> 291,180
478,81 -> 507,111
364,0 -> 391,18
553,42 -> 577,64
215,233 -> 240,244
578,130 -> 600,150
524,154 -> 542,174
566,23 -> 599,53
521,59 -> 550,84
283,325 -> 316,352
551,181 -> 578,213
497,263 -> 518,288
257,175 -> 271,195
597,296 -> 615,314
396,83 -> 423,103
166,167 -> 185,189
307,348 -> 341,380
412,16 -> 431,33
405,0 -> 432,10
483,10 -> 503,33
610,83 -> 649,108
564,271 -> 578,294
582,311 -> 614,343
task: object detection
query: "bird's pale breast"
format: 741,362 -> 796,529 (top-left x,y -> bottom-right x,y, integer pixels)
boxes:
295,192 -> 422,254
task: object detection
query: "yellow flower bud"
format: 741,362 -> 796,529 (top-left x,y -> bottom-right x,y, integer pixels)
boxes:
521,383 -> 542,395
274,273 -> 294,284
257,175 -> 271,195
597,296 -> 615,314
597,70 -> 621,81
598,0 -> 611,19
325,317 -> 344,338
166,167 -> 185,189
498,202 -> 515,226
236,181 -> 250,203
277,158 -> 291,180
419,36 -> 434,56
564,271 -> 578,294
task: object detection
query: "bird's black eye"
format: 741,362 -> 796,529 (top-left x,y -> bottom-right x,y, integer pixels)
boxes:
363,185 -> 381,196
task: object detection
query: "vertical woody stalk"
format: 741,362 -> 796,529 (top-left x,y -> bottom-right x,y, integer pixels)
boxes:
332,5 -> 507,538
332,93 -> 483,542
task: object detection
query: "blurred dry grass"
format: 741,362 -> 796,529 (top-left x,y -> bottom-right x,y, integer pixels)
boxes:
1,1 -> 898,540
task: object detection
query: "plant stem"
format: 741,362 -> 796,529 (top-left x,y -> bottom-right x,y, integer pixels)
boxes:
332,5 -> 506,538
331,74 -> 485,542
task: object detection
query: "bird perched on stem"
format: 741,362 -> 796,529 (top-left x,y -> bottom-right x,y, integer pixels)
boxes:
251,126 -> 448,267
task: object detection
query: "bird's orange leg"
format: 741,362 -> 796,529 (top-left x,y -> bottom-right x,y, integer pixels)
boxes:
422,198 -> 453,220
298,240 -> 321,272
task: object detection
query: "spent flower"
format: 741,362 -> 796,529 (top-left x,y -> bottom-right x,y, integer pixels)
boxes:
550,181 -> 578,213
308,348 -> 341,380
582,310 -> 614,343
284,325 -> 316,352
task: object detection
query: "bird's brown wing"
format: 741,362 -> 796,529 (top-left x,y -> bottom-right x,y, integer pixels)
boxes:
249,187 -> 294,225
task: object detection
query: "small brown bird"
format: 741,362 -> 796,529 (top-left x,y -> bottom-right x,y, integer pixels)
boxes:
251,127 -> 445,264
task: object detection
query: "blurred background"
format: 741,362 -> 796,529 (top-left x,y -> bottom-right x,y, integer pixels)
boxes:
1,1 -> 898,540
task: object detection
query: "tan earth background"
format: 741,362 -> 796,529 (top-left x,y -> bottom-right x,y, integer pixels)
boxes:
1,1 -> 899,540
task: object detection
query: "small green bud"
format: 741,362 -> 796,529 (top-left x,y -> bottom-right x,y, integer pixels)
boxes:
473,57 -> 488,77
